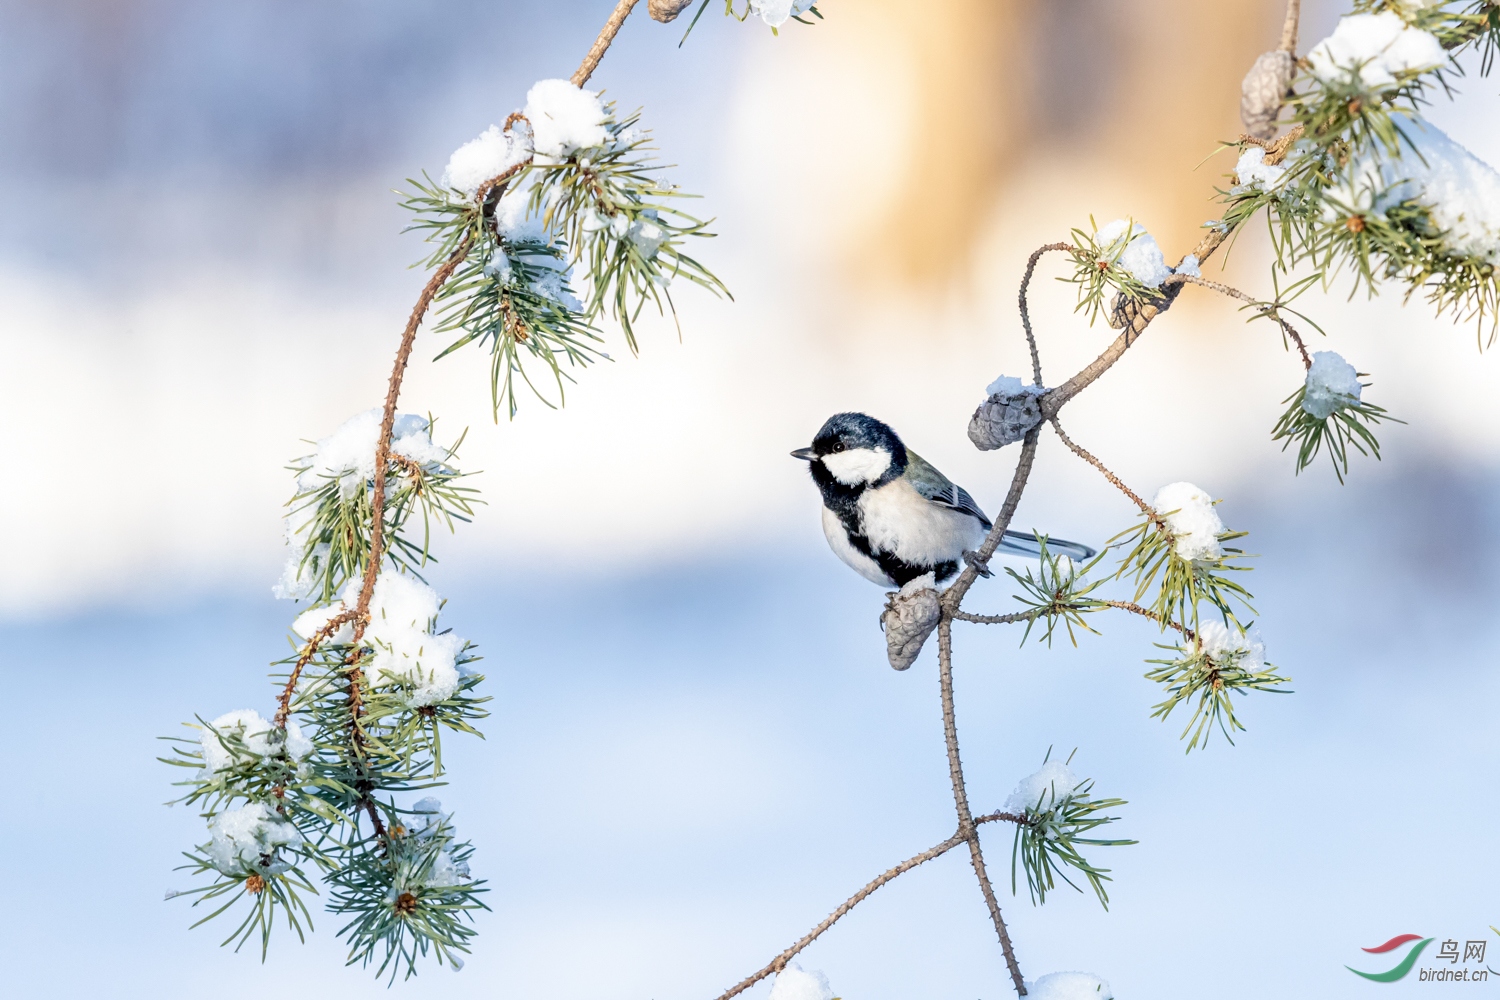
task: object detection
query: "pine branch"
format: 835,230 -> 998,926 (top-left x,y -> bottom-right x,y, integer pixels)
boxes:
712,811 -> 1028,1000
573,0 -> 642,87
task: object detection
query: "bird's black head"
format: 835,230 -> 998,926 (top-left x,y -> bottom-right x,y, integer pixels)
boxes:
791,412 -> 908,503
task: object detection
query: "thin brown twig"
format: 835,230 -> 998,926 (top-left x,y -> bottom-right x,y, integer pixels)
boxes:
1019,244 -> 1072,386
938,618 -> 1028,995
951,608 -> 1032,625
712,811 -> 1031,1000
1047,417 -> 1156,520
274,609 -> 365,730
573,0 -> 642,87
1164,272 -> 1313,369
347,233 -> 473,647
945,430 -> 1040,605
1105,600 -> 1197,643
363,796 -> 388,841
1279,0 -> 1302,55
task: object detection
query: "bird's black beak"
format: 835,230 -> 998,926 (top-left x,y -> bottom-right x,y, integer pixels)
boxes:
790,447 -> 817,461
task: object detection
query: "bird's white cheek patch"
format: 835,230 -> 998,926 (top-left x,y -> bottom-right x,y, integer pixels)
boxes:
822,448 -> 892,486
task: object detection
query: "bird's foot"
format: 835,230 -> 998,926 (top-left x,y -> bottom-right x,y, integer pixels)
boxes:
963,550 -> 993,578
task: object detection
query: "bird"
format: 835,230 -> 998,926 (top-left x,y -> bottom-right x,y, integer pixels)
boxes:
792,412 -> 1095,589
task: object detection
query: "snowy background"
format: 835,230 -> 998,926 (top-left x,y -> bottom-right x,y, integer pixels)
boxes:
2,0 -> 1498,997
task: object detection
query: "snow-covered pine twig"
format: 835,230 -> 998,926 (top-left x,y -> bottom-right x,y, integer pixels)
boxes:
1110,482 -> 1255,632
1002,755 -> 1134,908
277,410 -> 477,605
1063,217 -> 1178,324
326,799 -> 487,982
1146,621 -> 1291,751
1270,350 -> 1402,482
1001,540 -> 1110,647
405,78 -> 729,417
1223,3 -> 1500,338
163,0 -> 692,978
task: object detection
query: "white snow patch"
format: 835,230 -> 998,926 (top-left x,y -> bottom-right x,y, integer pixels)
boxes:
1308,11 -> 1445,91
520,253 -> 584,311
291,603 -> 355,645
767,963 -> 835,1000
985,374 -> 1046,397
442,122 -> 532,196
523,79 -> 609,161
1095,219 -> 1173,287
1302,351 -> 1363,420
286,572 -> 467,706
1331,117 -> 1500,265
749,0 -> 817,29
206,802 -> 302,876
1025,971 -> 1115,1000
628,209 -> 668,260
1005,760 -> 1079,815
426,849 -> 471,888
1198,620 -> 1267,674
272,499 -> 326,600
1235,147 -> 1290,192
493,187 -> 549,244
1152,482 -> 1225,563
294,409 -> 447,498
1174,254 -> 1202,278
200,709 -> 312,773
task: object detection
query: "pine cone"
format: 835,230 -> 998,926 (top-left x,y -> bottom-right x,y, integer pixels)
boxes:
968,390 -> 1043,451
882,582 -> 942,671
649,0 -> 696,22
1240,50 -> 1295,141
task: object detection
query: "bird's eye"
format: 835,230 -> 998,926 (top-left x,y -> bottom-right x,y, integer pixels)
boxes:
830,442 -> 845,453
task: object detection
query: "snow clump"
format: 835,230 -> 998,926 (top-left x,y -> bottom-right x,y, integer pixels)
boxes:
1301,351 -> 1363,420
1234,147 -> 1293,192
426,849 -> 470,887
1307,12 -> 1444,91
750,0 -> 817,28
1025,971 -> 1115,1000
1151,482 -> 1225,563
628,208 -> 668,260
442,121 -> 533,196
1005,759 -> 1079,815
294,410 -> 447,499
272,531 -> 326,601
1095,219 -> 1173,288
1175,253 -> 1202,278
985,374 -> 1044,398
294,572 -> 465,707
271,410 -> 448,601
200,709 -> 313,773
1330,117 -> 1500,265
206,802 -> 302,876
403,799 -> 472,888
492,187 -> 549,244
767,963 -> 835,1000
1198,620 -> 1267,674
523,79 -> 610,161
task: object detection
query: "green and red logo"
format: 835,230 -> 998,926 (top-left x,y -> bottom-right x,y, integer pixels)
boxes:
1347,934 -> 1434,982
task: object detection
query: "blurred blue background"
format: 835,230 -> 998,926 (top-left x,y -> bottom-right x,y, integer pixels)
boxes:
2,1 -> 1498,998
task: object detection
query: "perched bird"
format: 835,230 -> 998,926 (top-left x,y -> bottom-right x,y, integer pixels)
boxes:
792,412 -> 1094,588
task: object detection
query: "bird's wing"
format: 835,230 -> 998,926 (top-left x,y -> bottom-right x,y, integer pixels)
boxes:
904,449 -> 993,529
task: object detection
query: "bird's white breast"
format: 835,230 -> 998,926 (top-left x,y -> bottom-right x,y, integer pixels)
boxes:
821,506 -> 894,587
858,478 -> 986,567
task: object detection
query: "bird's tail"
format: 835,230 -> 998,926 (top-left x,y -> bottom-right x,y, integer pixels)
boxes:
996,530 -> 1097,561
